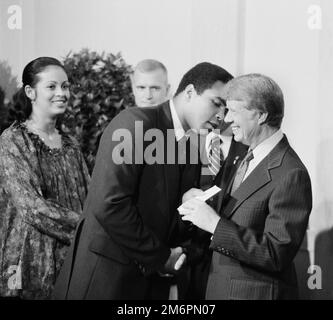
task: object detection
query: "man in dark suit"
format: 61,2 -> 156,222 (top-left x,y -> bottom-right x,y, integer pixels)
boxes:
185,111 -> 248,300
53,62 -> 233,300
180,73 -> 312,300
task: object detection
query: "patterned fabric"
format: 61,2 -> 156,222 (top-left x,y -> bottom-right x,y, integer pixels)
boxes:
0,122 -> 90,299
208,135 -> 224,176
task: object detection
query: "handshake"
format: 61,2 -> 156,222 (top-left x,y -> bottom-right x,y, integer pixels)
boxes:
159,186 -> 222,276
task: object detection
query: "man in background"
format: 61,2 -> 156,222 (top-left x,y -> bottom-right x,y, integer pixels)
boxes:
131,59 -> 170,107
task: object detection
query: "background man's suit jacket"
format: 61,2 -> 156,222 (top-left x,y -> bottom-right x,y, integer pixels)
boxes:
53,102 -> 200,300
206,135 -> 312,300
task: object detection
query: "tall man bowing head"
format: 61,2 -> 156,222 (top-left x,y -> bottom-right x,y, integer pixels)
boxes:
181,74 -> 312,300
53,62 -> 233,300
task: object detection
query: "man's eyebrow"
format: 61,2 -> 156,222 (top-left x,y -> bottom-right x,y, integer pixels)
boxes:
215,97 -> 226,105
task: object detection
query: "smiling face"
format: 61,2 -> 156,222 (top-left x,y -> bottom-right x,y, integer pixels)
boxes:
26,65 -> 70,118
224,99 -> 264,146
132,69 -> 170,107
184,80 -> 227,134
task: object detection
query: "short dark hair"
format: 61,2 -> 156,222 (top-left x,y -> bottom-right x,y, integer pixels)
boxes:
175,62 -> 233,96
15,57 -> 66,121
224,73 -> 284,128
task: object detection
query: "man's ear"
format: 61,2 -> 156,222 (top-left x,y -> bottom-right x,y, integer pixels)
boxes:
166,83 -> 171,95
164,84 -> 171,100
258,112 -> 268,125
24,85 -> 36,101
184,84 -> 196,101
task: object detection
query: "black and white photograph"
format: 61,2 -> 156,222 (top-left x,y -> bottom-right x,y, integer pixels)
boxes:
0,0 -> 332,307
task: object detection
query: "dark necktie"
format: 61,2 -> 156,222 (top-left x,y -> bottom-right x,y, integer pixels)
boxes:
230,149 -> 254,194
208,135 -> 224,176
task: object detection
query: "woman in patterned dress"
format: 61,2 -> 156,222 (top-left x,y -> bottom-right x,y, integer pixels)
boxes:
0,57 -> 90,299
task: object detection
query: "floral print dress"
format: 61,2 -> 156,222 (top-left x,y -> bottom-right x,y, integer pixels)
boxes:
0,122 -> 90,299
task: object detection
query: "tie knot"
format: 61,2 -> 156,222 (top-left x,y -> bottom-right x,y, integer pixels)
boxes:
209,135 -> 222,152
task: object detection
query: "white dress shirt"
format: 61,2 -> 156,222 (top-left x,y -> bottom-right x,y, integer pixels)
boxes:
169,99 -> 186,142
243,129 -> 284,182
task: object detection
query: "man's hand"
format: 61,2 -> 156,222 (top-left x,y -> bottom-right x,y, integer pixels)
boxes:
179,198 -> 220,234
182,188 -> 204,203
161,247 -> 186,275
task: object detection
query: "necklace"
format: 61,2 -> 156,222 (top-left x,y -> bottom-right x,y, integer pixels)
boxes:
25,120 -> 58,141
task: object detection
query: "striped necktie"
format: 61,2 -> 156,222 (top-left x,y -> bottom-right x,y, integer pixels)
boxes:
208,135 -> 224,176
230,149 -> 254,194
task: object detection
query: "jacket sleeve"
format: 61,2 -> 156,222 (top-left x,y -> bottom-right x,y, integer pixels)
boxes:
86,110 -> 170,273
210,168 -> 312,272
0,130 -> 81,245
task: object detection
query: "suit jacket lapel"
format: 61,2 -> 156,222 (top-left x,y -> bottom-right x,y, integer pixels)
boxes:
182,133 -> 201,191
216,140 -> 247,213
157,102 -> 181,218
222,135 -> 290,219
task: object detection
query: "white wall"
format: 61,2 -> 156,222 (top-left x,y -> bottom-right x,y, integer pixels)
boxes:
0,0 -> 35,97
1,0 -> 332,298
1,0 -> 244,92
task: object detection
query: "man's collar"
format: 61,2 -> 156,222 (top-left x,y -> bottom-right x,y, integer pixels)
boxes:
252,129 -> 284,159
170,99 -> 187,141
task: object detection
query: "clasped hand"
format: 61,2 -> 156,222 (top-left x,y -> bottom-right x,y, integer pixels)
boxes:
179,188 -> 220,234
160,247 -> 186,276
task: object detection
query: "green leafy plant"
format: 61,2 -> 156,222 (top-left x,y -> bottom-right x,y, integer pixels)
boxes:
0,60 -> 18,102
0,86 -> 5,134
61,49 -> 135,172
0,60 -> 19,134
0,86 -> 15,135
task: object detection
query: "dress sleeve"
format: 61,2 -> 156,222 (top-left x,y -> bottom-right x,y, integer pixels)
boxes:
0,129 -> 80,245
